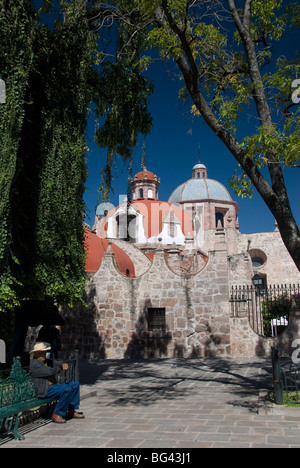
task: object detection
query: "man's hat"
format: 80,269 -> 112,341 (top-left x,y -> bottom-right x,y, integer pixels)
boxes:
29,342 -> 51,354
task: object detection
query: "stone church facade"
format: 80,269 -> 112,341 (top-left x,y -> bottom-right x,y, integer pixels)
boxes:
61,162 -> 300,359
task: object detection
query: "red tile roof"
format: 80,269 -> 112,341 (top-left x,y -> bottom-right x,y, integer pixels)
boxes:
84,230 -> 135,277
134,170 -> 157,181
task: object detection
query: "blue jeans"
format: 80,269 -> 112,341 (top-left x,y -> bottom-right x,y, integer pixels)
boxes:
47,381 -> 80,417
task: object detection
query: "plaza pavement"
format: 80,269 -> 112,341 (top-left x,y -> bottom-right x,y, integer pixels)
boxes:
1,356 -> 300,448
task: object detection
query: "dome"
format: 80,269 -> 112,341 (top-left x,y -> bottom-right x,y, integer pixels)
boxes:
168,178 -> 232,203
193,163 -> 207,170
98,200 -> 194,240
131,199 -> 193,238
168,161 -> 232,203
134,170 -> 157,181
131,168 -> 160,201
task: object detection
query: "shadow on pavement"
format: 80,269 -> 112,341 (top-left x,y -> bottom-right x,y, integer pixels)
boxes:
79,357 -> 273,410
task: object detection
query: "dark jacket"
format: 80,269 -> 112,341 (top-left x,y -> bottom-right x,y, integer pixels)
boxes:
29,358 -> 62,398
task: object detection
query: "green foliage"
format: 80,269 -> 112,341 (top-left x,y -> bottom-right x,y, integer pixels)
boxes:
0,0 -> 94,310
94,60 -> 153,161
243,0 -> 286,42
0,0 -> 155,311
262,56 -> 300,167
0,0 -> 36,310
229,171 -> 255,199
143,0 -> 300,198
93,1 -> 154,202
262,294 -> 291,337
31,9 -> 92,305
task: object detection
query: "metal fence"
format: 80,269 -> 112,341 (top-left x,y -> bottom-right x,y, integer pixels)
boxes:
230,284 -> 300,337
271,347 -> 300,405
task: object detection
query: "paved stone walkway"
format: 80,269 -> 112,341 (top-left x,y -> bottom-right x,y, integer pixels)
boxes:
1,357 -> 300,448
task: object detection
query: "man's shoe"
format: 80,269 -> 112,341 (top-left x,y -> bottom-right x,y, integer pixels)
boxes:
66,410 -> 85,420
51,413 -> 66,424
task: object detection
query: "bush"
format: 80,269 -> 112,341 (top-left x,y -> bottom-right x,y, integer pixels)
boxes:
262,294 -> 291,337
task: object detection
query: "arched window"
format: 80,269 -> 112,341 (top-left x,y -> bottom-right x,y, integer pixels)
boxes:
249,249 -> 267,268
215,212 -> 224,228
139,188 -> 144,198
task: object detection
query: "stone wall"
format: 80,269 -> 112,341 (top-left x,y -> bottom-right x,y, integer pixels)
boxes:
238,231 -> 300,285
61,231 -> 232,359
59,225 -> 300,360
230,300 -> 300,358
230,315 -> 273,357
226,229 -> 300,294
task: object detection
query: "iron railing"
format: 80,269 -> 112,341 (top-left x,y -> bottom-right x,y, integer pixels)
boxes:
271,347 -> 300,405
57,351 -> 79,384
230,283 -> 300,337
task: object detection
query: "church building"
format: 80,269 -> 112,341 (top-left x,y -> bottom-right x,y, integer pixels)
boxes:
61,160 -> 300,359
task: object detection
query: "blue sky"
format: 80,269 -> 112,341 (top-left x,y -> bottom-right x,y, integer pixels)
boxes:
84,57 -> 300,235
32,1 -> 299,236
33,0 -> 299,236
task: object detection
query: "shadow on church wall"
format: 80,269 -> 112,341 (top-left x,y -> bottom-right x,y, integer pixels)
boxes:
125,299 -> 172,358
61,284 -> 106,359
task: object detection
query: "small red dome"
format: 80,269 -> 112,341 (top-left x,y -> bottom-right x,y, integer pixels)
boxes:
84,230 -> 135,277
134,170 -> 157,181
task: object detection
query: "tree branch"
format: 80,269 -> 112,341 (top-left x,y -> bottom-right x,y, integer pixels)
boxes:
243,0 -> 252,29
228,0 -> 272,129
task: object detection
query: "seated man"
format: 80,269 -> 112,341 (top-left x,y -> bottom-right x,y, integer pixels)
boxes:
29,342 -> 85,424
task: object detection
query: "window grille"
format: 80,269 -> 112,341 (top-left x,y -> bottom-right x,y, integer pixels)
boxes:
147,308 -> 166,332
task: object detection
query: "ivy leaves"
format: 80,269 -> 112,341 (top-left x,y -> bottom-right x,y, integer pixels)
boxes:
94,61 -> 153,161
29,5 -> 92,306
92,1 -> 154,202
0,0 -> 92,310
0,0 -> 154,310
95,60 -> 153,203
0,0 -> 36,311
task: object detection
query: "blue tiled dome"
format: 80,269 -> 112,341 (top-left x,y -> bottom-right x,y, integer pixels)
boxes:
192,163 -> 207,170
168,177 -> 232,203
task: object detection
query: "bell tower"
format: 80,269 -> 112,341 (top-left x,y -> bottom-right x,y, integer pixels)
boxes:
192,162 -> 208,180
131,169 -> 160,200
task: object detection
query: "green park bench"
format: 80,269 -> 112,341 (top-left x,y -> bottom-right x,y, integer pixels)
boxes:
0,357 -> 57,440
